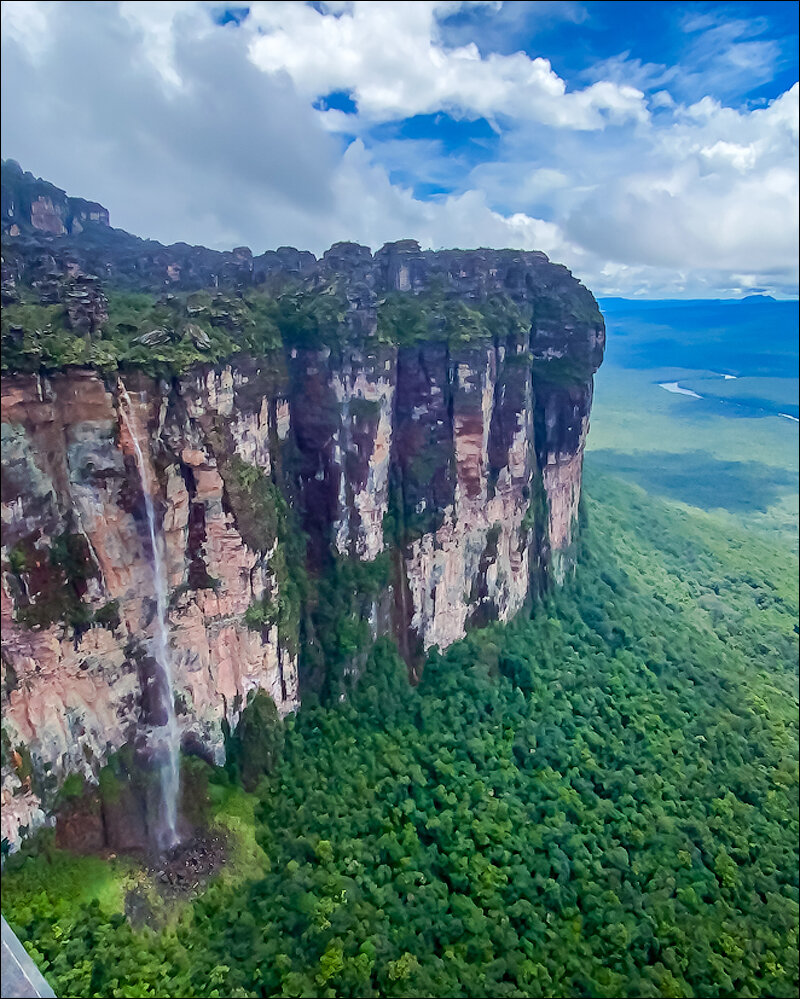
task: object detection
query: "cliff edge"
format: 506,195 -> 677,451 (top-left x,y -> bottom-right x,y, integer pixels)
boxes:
0,165 -> 604,851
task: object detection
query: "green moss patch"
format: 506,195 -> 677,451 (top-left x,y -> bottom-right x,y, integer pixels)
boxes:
377,289 -> 528,348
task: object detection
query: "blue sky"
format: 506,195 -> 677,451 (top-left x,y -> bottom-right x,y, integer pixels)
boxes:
441,2 -> 798,100
1,1 -> 797,297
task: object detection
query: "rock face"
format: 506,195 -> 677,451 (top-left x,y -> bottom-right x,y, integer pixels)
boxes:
0,169 -> 604,851
2,160 -> 109,237
1,367 -> 298,849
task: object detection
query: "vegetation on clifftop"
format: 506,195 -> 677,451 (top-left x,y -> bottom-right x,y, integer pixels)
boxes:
1,287 -> 284,377
1,274 -> 595,382
377,287 -> 529,347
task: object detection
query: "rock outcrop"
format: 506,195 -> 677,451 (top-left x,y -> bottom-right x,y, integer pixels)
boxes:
1,168 -> 604,851
2,160 -> 109,238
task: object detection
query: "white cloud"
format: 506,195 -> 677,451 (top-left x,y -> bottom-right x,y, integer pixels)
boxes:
0,0 -> 54,57
118,1 -> 207,89
437,0 -> 588,55
584,8 -> 790,108
0,1 -> 797,298
675,11 -> 785,101
699,141 -> 758,172
326,139 -> 578,260
0,1 -> 340,249
246,0 -> 649,130
565,86 -> 798,280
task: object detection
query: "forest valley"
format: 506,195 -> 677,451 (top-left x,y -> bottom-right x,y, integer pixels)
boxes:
3,470 -> 797,999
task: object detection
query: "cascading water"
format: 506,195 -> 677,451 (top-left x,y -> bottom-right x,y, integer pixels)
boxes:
118,381 -> 180,851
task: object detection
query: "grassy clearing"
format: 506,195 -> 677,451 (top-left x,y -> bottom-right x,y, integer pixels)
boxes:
0,834 -> 135,915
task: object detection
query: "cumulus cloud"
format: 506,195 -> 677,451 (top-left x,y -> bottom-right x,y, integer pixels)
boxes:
0,0 -> 797,297
1,0 -> 340,249
564,86 -> 799,278
247,0 -> 648,129
326,139 -> 578,260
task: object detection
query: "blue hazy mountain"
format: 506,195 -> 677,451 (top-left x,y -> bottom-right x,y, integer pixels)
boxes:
588,298 -> 798,535
598,298 -> 798,382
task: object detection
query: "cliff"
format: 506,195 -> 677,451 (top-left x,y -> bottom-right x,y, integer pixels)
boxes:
1,160 -> 109,238
0,168 -> 604,851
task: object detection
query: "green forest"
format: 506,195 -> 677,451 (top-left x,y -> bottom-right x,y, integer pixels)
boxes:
3,470 -> 798,999
0,280 -> 549,378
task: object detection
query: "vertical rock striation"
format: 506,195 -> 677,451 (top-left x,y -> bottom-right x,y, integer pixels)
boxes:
1,185 -> 604,849
1,369 -> 298,848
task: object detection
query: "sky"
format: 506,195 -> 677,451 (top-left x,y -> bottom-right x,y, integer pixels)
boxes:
1,0 -> 798,298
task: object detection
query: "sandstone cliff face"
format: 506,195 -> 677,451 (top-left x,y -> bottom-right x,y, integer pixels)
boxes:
1,219 -> 603,850
1,369 -> 298,849
2,160 -> 109,239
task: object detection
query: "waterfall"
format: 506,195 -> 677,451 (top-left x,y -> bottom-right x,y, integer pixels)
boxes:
118,381 -> 180,851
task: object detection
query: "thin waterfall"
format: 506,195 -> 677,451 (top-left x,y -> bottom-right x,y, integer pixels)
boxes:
118,380 -> 180,851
